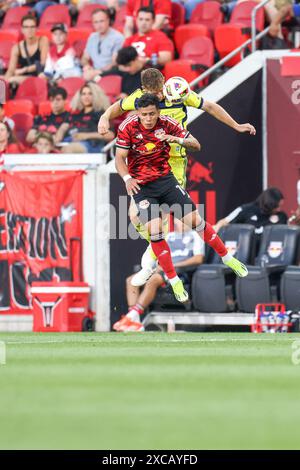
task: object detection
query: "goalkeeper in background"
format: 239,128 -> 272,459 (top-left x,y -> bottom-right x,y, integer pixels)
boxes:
98,68 -> 256,286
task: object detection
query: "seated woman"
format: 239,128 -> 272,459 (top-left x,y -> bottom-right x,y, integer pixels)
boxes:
4,13 -> 49,86
55,81 -> 115,153
0,121 -> 23,165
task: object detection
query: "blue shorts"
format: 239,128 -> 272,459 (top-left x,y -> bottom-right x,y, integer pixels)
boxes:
293,4 -> 300,16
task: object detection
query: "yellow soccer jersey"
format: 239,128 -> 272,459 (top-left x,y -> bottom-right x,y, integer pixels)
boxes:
120,88 -> 203,159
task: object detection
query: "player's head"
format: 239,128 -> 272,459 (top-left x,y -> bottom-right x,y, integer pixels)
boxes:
136,7 -> 155,34
136,93 -> 160,129
141,68 -> 165,101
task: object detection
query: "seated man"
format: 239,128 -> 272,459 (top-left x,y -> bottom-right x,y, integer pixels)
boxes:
81,7 -> 124,81
123,7 -> 174,67
26,87 -> 69,145
124,0 -> 171,37
113,219 -> 205,332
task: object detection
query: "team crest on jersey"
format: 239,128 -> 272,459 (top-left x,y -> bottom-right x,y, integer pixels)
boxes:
139,200 -> 150,209
267,241 -> 283,258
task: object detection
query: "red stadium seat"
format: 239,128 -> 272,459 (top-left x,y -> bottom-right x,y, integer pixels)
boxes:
171,2 -> 185,30
36,29 -> 52,41
230,0 -> 265,31
4,99 -> 35,117
163,60 -> 199,85
39,4 -> 71,29
214,23 -> 249,67
114,5 -> 126,32
97,75 -> 122,102
2,6 -> 30,31
38,100 -> 70,116
68,28 -> 91,44
15,77 -> 48,107
58,77 -> 86,99
77,3 -> 106,29
174,24 -> 210,54
0,40 -> 15,69
11,113 -> 34,145
180,37 -> 214,84
190,1 -> 223,35
0,30 -> 19,42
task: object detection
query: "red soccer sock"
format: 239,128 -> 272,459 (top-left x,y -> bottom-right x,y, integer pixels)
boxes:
198,221 -> 228,258
129,304 -> 144,316
150,238 -> 177,280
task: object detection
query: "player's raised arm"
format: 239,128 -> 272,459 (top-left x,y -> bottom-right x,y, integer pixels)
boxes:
98,101 -> 124,136
159,133 -> 201,152
202,100 -> 256,135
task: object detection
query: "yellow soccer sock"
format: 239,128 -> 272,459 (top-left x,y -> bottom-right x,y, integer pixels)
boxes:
133,222 -> 151,243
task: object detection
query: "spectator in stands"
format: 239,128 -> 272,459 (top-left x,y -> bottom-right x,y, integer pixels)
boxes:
123,7 -> 174,67
214,187 -> 288,236
26,87 -> 69,145
100,46 -> 144,98
55,81 -> 114,153
77,0 -> 122,8
33,132 -> 57,154
269,0 -> 300,38
42,23 -> 81,81
0,121 -> 23,154
81,8 -> 124,81
113,219 -> 205,332
0,104 -> 15,131
124,0 -> 171,37
4,13 -> 49,86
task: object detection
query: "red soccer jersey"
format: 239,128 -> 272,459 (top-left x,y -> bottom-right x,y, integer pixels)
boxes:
116,114 -> 189,184
123,30 -> 174,59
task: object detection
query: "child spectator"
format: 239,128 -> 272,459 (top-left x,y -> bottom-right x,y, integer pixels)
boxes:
55,81 -> 115,153
33,132 -> 58,154
26,87 -> 69,144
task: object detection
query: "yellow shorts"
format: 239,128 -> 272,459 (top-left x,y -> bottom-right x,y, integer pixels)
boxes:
168,157 -> 188,188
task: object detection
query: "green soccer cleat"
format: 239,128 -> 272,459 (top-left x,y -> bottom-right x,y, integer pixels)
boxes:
223,256 -> 248,277
171,280 -> 189,303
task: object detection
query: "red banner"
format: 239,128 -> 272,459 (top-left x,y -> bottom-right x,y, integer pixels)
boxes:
0,171 -> 83,314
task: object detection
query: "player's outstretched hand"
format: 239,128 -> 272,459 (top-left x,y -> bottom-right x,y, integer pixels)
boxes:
235,123 -> 256,135
98,116 -> 109,136
125,178 -> 142,196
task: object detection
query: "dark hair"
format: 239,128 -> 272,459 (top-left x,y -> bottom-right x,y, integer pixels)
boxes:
21,13 -> 38,26
116,46 -> 138,66
256,187 -> 284,214
35,132 -> 54,146
136,93 -> 160,110
48,87 -> 67,101
92,7 -> 116,24
0,121 -> 15,144
137,7 -> 155,19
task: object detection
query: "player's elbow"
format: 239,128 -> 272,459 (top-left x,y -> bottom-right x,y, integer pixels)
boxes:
195,140 -> 201,151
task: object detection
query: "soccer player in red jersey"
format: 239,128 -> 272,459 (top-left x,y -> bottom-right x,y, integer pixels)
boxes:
115,94 -> 248,312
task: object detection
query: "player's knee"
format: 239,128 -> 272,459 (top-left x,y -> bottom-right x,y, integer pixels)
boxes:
148,273 -> 163,286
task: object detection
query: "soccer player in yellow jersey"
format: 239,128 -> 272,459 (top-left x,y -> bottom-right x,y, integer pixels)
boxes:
98,68 -> 256,286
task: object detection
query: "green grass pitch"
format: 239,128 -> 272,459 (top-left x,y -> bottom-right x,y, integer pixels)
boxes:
0,332 -> 300,450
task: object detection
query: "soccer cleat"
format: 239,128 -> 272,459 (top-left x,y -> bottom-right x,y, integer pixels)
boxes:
223,256 -> 248,277
131,246 -> 158,287
171,280 -> 189,303
113,315 -> 144,332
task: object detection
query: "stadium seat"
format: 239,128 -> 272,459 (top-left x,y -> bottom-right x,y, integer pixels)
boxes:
190,1 -> 223,35
114,5 -> 126,32
38,100 -> 70,116
97,75 -> 122,102
36,29 -> 52,41
39,4 -> 71,29
236,225 -> 300,312
57,77 -> 85,99
170,2 -> 185,30
0,30 -> 19,42
11,112 -> 34,145
0,40 -> 15,70
192,224 -> 256,313
281,266 -> 300,311
214,23 -> 250,67
72,39 -> 89,59
230,0 -> 265,31
174,24 -> 210,55
180,37 -> 214,85
2,6 -> 30,31
68,28 -> 91,45
77,3 -> 106,29
163,60 -> 199,85
4,99 -> 35,117
15,77 -> 48,107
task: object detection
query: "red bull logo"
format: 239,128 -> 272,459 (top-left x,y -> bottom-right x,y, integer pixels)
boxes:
187,160 -> 214,188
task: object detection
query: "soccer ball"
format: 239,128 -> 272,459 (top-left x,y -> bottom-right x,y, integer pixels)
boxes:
163,76 -> 191,104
